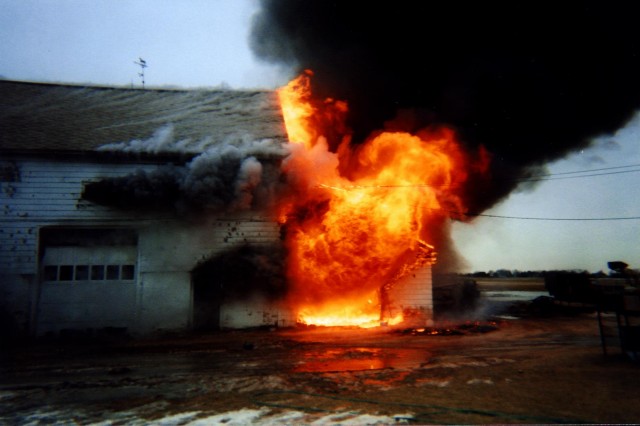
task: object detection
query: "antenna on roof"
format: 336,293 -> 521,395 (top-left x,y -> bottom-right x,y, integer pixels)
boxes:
134,58 -> 148,89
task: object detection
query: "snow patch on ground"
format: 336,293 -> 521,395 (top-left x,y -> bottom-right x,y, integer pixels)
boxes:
466,378 -> 494,385
9,407 -> 402,425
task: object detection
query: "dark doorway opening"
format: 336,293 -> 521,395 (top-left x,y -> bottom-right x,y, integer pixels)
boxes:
192,273 -> 221,331
191,244 -> 287,331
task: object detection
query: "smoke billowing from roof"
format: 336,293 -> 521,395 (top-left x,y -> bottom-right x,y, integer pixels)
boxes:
83,127 -> 287,212
250,1 -> 640,211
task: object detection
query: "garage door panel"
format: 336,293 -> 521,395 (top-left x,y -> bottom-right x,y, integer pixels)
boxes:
38,244 -> 138,335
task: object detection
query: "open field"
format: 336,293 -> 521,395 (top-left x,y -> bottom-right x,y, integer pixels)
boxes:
474,277 -> 546,292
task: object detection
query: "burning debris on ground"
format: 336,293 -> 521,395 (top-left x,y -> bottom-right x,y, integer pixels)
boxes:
394,321 -> 500,337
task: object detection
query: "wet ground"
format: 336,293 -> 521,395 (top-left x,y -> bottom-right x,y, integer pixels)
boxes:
2,289 -> 640,424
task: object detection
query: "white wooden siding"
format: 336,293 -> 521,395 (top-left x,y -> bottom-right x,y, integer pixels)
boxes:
212,219 -> 281,246
387,266 -> 434,325
391,267 -> 433,308
0,221 -> 39,274
137,218 -> 281,273
220,300 -> 295,329
0,157 -> 169,274
1,158 -> 162,221
1,155 -> 285,334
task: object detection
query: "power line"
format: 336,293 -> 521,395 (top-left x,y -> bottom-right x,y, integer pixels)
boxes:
317,187 -> 640,220
527,163 -> 640,177
319,163 -> 640,191
516,167 -> 640,182
316,163 -> 640,221
449,210 -> 640,221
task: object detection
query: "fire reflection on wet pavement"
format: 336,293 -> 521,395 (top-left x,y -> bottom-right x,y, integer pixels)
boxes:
2,316 -> 639,425
293,347 -> 429,373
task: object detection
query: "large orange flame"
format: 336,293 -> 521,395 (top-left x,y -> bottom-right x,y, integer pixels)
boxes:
277,71 -> 488,328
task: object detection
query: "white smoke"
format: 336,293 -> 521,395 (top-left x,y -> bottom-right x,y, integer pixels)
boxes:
97,124 -> 187,153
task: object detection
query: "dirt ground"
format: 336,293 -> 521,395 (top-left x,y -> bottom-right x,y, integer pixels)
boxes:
2,282 -> 640,425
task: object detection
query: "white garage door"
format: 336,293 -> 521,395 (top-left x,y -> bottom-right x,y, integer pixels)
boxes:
38,245 -> 137,335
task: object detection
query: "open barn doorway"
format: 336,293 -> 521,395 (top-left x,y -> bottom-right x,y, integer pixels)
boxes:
191,268 -> 222,331
191,244 -> 288,330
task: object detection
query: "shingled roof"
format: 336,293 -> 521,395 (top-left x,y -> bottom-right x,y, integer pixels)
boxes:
0,80 -> 287,154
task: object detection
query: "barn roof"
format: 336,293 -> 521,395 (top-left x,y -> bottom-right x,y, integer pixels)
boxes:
0,80 -> 287,155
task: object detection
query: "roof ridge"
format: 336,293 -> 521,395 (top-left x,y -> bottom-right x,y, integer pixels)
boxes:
0,79 -> 271,94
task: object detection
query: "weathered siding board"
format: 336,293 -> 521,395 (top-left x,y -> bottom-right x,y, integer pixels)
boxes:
138,217 -> 281,273
137,271 -> 192,332
7,192 -> 81,200
0,157 -> 168,274
387,266 -> 434,326
4,206 -> 136,219
1,154 -> 282,274
393,268 -> 434,306
220,299 -> 295,329
1,157 -> 164,222
0,221 -> 39,273
214,219 -> 281,246
1,155 -> 287,335
134,216 -> 283,334
0,272 -> 35,335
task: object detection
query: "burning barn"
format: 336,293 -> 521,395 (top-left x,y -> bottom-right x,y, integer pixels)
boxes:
5,0 -> 640,337
0,79 -> 446,337
0,80 -> 295,336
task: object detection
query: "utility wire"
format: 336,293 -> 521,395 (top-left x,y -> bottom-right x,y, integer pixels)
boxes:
320,163 -> 640,191
318,163 -> 640,220
523,163 -> 640,177
450,211 -> 640,221
516,167 -> 640,182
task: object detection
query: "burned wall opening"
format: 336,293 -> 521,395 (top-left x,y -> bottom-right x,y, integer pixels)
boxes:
191,244 -> 287,330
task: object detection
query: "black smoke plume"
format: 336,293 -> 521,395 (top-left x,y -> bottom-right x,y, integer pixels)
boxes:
251,1 -> 640,212
83,132 -> 287,213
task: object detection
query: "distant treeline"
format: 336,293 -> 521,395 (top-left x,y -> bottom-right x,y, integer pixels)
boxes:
462,269 -> 622,279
